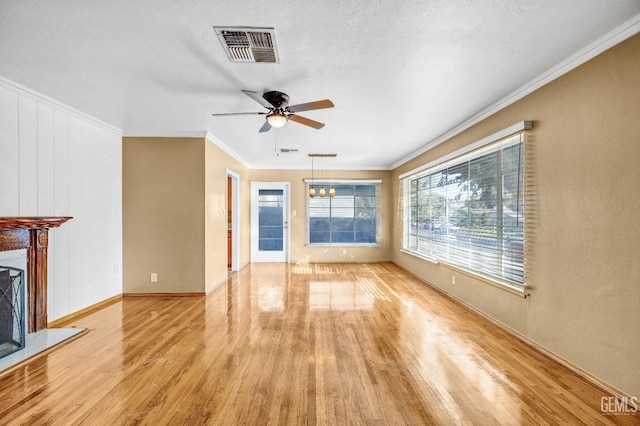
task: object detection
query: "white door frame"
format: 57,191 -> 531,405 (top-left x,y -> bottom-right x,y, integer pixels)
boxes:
227,169 -> 240,271
251,181 -> 290,263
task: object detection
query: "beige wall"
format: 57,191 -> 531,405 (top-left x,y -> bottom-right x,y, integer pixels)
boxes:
204,139 -> 251,292
391,34 -> 640,397
121,34 -> 638,396
123,137 -> 205,293
249,169 -> 393,263
124,143 -> 389,283
123,136 -> 251,294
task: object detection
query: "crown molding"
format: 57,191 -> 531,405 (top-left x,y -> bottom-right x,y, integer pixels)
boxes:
205,132 -> 252,169
122,131 -> 252,169
0,74 -> 122,135
390,13 -> 640,170
122,131 -> 208,138
249,164 -> 391,171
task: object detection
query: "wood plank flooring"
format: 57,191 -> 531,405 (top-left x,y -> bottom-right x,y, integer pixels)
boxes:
0,262 -> 636,425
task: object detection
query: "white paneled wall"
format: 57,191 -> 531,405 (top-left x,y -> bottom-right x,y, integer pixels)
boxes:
0,76 -> 122,321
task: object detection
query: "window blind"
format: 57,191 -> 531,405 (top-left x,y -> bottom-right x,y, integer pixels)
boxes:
402,133 -> 525,288
308,183 -> 380,245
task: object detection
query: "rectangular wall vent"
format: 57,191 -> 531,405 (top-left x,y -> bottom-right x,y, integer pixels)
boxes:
279,148 -> 299,154
214,27 -> 279,63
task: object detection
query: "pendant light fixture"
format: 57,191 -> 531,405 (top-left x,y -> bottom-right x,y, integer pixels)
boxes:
319,156 -> 326,198
309,155 -> 316,198
308,153 -> 337,198
328,155 -> 336,197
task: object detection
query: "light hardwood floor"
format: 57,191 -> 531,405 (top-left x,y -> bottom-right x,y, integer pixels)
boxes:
0,262 -> 636,425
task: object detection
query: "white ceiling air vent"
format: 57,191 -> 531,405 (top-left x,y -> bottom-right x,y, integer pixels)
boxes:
214,27 -> 279,63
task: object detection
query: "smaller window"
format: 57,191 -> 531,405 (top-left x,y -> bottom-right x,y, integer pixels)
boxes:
307,182 -> 380,245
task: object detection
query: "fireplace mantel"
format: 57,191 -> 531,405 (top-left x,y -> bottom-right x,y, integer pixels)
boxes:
0,217 -> 72,231
0,216 -> 72,332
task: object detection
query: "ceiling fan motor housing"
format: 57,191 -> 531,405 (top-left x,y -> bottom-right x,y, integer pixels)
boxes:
263,91 -> 290,109
212,89 -> 333,132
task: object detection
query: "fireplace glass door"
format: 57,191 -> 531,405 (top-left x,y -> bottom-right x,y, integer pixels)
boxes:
0,267 -> 25,359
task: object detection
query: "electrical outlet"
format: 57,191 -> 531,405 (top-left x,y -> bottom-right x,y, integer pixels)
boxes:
151,273 -> 158,283
342,249 -> 347,255
451,275 -> 456,285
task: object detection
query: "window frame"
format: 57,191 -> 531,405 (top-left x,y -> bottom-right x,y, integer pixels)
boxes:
400,122 -> 530,293
305,179 -> 381,246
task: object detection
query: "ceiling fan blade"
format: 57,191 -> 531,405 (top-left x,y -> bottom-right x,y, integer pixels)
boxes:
288,114 -> 325,129
287,99 -> 334,113
211,112 -> 267,116
258,121 -> 272,133
242,90 -> 275,109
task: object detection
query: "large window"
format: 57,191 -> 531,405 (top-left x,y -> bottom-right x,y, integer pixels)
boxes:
308,182 -> 380,245
402,133 -> 525,288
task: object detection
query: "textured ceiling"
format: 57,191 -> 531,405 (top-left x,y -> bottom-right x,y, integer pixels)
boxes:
1,1 -> 639,169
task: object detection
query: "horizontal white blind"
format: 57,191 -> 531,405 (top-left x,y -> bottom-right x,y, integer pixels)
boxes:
402,133 -> 525,287
308,183 -> 380,244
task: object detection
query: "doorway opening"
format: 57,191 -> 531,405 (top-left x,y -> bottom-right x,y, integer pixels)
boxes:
227,176 -> 232,270
227,170 -> 240,272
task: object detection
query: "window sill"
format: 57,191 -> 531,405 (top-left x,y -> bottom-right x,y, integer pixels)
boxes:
400,249 -> 528,298
306,243 -> 381,248
440,262 -> 527,298
400,249 -> 438,264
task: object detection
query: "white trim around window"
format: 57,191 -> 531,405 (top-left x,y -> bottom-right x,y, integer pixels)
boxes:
303,179 -> 382,184
399,121 -> 531,180
306,180 -> 382,246
400,122 -> 531,293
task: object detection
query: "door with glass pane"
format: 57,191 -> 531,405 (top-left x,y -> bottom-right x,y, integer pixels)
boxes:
251,182 -> 289,263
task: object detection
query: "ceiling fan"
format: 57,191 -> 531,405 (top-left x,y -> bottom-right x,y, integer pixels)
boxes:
212,90 -> 334,132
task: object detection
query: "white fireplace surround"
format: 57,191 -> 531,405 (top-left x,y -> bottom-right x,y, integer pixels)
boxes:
0,217 -> 85,373
0,254 -> 84,373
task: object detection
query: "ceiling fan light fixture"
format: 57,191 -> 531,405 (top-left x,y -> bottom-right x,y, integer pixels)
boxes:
266,112 -> 287,128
